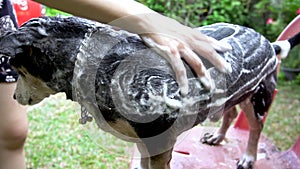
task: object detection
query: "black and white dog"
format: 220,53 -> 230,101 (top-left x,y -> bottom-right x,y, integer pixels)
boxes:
0,16 -> 299,169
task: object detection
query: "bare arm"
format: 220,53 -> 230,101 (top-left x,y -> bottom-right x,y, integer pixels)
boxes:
34,0 -> 232,95
33,0 -> 154,23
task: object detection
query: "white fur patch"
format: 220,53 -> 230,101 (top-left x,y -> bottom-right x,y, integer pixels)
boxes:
238,153 -> 255,168
272,40 -> 291,59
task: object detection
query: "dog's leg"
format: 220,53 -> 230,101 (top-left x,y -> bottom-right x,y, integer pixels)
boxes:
135,143 -> 150,169
237,97 -> 262,169
238,75 -> 276,169
142,135 -> 176,169
149,149 -> 173,169
201,106 -> 238,145
135,141 -> 172,169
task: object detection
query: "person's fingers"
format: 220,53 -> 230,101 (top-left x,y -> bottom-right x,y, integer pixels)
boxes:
205,36 -> 232,52
191,41 -> 232,74
188,29 -> 232,73
141,36 -> 189,95
179,45 -> 212,89
141,31 -> 232,95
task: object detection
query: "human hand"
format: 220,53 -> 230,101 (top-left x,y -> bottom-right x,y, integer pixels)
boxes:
141,31 -> 232,95
111,13 -> 232,95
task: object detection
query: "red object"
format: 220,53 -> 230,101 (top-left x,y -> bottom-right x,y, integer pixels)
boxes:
297,8 -> 300,15
292,135 -> 300,160
266,18 -> 274,25
12,0 -> 42,26
277,15 -> 300,41
130,126 -> 300,169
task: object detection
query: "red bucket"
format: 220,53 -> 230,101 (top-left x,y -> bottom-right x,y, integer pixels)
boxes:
12,0 -> 42,26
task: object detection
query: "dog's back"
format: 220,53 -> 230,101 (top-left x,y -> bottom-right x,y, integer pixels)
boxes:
92,23 -> 277,122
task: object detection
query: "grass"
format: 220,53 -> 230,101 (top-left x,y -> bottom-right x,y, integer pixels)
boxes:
263,80 -> 300,150
25,95 -> 133,169
25,81 -> 300,169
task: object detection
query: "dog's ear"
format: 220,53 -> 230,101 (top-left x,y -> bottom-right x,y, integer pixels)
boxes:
0,33 -> 24,57
0,17 -> 48,58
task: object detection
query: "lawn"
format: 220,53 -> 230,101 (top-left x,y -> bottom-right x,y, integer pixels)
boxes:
25,81 -> 300,169
264,81 -> 300,150
25,95 -> 133,169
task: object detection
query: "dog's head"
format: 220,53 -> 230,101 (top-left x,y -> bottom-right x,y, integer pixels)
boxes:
0,17 -> 91,105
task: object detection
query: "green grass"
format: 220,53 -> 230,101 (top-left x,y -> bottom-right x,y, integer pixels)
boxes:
25,94 -> 133,169
263,81 -> 300,151
25,81 -> 300,168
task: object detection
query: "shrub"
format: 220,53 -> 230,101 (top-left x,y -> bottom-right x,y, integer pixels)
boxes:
137,0 -> 249,27
44,7 -> 71,17
296,73 -> 300,84
250,0 -> 299,41
137,0 -> 299,41
281,46 -> 300,69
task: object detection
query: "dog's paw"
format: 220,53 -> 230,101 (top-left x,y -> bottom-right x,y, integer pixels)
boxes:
200,132 -> 224,145
237,153 -> 255,169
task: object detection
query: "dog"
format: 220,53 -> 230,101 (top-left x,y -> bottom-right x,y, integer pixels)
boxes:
0,16 -> 299,169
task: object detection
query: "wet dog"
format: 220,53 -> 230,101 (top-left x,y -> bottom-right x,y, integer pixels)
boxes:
0,16 -> 299,169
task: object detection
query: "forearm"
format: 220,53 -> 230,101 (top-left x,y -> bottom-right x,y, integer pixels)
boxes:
33,0 -> 157,32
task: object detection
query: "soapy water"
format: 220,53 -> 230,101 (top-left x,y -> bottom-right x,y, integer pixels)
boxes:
71,22 -> 229,158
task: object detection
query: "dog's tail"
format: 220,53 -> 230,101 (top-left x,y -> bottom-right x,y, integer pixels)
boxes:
272,32 -> 300,59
